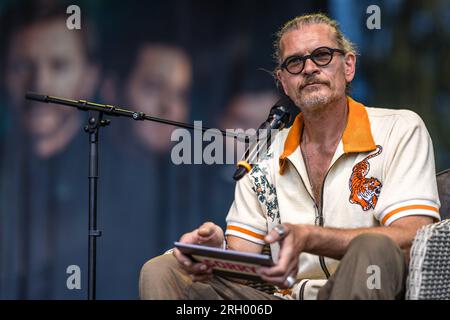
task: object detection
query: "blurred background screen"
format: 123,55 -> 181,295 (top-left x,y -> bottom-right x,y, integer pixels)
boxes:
0,0 -> 449,299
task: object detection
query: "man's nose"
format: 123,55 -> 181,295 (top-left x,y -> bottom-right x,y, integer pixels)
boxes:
31,67 -> 52,94
157,90 -> 182,117
302,57 -> 320,76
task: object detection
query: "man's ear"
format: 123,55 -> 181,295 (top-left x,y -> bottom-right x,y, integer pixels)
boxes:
276,68 -> 289,96
344,52 -> 356,83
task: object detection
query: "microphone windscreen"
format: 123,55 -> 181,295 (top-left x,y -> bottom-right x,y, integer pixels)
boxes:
274,95 -> 299,127
25,92 -> 49,102
233,166 -> 248,181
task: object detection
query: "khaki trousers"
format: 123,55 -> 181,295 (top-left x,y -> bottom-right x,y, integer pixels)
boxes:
139,233 -> 408,300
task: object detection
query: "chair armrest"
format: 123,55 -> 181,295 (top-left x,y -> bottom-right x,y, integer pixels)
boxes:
406,219 -> 450,299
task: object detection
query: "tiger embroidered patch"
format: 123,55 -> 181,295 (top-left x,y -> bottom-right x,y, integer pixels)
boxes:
349,145 -> 383,211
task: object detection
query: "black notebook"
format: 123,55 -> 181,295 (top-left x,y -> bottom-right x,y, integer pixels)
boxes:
174,242 -> 274,281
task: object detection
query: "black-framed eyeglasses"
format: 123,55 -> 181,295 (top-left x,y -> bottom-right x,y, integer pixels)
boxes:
280,46 -> 345,75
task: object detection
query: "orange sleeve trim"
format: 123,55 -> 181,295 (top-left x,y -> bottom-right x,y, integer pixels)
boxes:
381,205 -> 439,225
227,225 -> 266,240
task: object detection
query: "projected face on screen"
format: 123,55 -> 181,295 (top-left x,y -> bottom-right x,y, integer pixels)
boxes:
5,17 -> 99,157
220,91 -> 278,161
124,44 -> 191,153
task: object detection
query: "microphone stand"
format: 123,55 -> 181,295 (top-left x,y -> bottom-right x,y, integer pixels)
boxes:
24,92 -> 247,300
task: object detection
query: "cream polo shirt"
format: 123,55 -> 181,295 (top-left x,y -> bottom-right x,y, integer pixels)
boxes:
225,97 -> 441,299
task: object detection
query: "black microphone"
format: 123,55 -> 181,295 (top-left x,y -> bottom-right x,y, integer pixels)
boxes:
25,92 -> 50,103
233,97 -> 292,181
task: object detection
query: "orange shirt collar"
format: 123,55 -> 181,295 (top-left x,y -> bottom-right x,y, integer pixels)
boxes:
279,96 -> 376,174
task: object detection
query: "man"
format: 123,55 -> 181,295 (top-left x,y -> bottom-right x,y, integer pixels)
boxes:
0,2 -> 100,298
2,3 -> 100,159
115,44 -> 192,154
209,89 -> 281,217
139,13 -> 441,300
221,90 -> 279,164
97,43 -> 197,296
126,44 -> 191,153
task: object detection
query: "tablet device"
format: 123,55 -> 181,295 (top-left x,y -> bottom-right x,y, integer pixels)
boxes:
174,242 -> 274,281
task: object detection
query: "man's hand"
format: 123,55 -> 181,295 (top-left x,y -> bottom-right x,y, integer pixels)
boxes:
256,216 -> 433,288
258,223 -> 310,288
173,221 -> 224,282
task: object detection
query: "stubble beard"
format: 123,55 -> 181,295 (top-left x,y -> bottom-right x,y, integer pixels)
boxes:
295,86 -> 340,114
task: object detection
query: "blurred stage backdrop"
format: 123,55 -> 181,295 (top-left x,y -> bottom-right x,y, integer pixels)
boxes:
0,0 -> 449,299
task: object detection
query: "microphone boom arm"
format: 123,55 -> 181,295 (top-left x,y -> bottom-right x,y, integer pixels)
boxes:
25,92 -> 247,141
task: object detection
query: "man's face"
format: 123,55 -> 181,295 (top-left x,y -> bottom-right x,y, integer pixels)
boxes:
221,92 -> 277,131
277,24 -> 355,112
125,45 -> 191,153
5,18 -> 98,138
220,92 -> 277,161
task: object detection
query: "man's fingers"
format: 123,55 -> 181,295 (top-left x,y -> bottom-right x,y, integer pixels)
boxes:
173,222 -> 224,279
197,222 -> 216,237
265,224 -> 290,244
173,248 -> 194,267
259,242 -> 297,277
259,273 -> 286,285
259,263 -> 287,277
260,266 -> 298,288
189,262 -> 213,274
196,222 -> 224,247
260,272 -> 294,288
174,248 -> 214,273
260,256 -> 297,277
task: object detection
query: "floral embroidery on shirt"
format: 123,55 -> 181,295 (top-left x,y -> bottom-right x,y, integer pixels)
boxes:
249,163 -> 280,223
